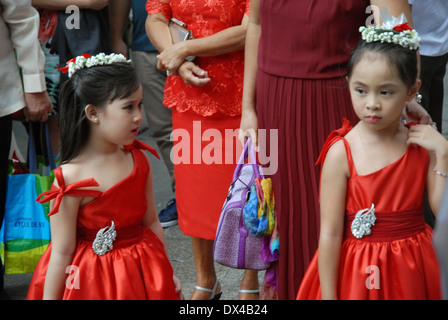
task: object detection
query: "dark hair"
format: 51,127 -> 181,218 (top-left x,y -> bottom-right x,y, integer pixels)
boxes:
59,62 -> 140,164
347,40 -> 418,89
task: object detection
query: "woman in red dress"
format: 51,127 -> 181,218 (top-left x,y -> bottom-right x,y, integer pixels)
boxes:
146,0 -> 258,299
239,0 -> 421,300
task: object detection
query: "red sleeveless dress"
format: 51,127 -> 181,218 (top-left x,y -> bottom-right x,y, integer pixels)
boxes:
296,120 -> 441,300
27,140 -> 179,300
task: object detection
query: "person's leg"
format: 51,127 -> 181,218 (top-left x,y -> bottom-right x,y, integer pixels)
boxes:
419,53 -> 448,133
238,269 -> 260,300
190,236 -> 221,300
0,114 -> 13,292
419,53 -> 448,227
131,50 -> 174,190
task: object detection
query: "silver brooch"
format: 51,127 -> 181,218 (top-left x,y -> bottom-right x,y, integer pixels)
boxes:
92,221 -> 117,255
351,204 -> 376,239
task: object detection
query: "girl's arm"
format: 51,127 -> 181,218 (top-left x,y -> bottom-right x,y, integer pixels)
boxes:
408,125 -> 448,215
239,0 -> 260,149
43,181 -> 80,300
141,154 -> 169,252
318,140 -> 349,300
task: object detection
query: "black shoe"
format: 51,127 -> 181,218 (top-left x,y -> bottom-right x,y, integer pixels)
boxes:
158,198 -> 177,228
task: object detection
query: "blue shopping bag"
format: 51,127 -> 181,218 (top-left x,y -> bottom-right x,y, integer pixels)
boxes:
1,122 -> 57,274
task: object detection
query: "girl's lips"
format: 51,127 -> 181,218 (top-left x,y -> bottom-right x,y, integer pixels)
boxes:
131,127 -> 139,136
366,115 -> 381,123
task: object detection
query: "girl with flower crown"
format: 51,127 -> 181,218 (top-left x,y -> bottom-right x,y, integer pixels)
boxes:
296,22 -> 446,300
26,53 -> 182,300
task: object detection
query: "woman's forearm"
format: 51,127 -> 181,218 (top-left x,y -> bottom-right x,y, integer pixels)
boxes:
32,0 -> 105,10
146,13 -> 173,53
242,10 -> 260,113
182,16 -> 249,58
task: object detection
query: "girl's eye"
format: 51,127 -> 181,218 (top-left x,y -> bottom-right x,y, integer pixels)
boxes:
138,102 -> 143,109
124,104 -> 133,110
380,91 -> 392,96
356,88 -> 366,94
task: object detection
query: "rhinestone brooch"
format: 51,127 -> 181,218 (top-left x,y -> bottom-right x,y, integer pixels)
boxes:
92,221 -> 117,255
351,204 -> 376,239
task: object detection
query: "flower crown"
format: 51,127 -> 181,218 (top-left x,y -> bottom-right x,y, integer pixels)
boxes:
60,53 -> 131,78
359,8 -> 420,50
360,22 -> 420,50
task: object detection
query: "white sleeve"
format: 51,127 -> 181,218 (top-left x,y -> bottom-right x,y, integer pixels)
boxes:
1,0 -> 46,93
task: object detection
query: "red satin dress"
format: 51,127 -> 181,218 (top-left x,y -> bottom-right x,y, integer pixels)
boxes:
296,120 -> 441,300
27,140 -> 179,300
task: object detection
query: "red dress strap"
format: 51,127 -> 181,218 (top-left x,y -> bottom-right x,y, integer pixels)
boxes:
123,139 -> 160,159
36,167 -> 102,216
316,118 -> 353,167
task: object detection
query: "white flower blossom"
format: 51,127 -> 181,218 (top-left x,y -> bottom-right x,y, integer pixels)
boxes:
67,53 -> 131,78
359,26 -> 420,50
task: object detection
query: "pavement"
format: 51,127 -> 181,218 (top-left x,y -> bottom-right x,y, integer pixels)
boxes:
1,70 -> 447,301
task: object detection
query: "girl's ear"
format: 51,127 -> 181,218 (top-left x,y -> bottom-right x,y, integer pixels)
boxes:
85,104 -> 99,123
407,79 -> 421,102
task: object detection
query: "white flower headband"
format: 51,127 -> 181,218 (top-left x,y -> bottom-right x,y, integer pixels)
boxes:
60,53 -> 131,78
359,8 -> 420,50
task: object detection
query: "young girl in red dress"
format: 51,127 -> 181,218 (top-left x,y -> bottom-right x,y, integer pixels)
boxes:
297,21 -> 447,300
27,53 -> 182,300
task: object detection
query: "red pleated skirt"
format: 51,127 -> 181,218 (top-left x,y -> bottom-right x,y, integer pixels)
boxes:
172,108 -> 242,240
256,69 -> 358,300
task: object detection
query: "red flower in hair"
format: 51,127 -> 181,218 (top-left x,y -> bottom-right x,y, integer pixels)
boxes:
393,23 -> 412,32
59,53 -> 92,74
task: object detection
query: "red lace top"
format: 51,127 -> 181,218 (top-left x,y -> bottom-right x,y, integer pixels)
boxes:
146,0 -> 250,117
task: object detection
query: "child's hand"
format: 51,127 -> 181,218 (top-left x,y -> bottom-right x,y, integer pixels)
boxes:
407,124 -> 448,155
173,274 -> 184,300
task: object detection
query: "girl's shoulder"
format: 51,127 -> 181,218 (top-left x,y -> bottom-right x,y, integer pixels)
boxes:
56,162 -> 87,187
323,138 -> 350,168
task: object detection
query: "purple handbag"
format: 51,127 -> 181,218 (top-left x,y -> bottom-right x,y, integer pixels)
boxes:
213,137 -> 270,270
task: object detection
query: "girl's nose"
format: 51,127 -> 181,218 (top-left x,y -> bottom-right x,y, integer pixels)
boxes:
366,96 -> 380,110
134,108 -> 142,123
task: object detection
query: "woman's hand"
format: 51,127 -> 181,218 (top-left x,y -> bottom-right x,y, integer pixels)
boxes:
157,42 -> 190,75
403,99 -> 432,126
407,124 -> 448,155
238,106 -> 258,150
177,61 -> 211,87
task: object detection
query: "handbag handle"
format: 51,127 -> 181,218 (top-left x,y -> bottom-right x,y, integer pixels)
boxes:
233,137 -> 262,181
28,122 -> 57,174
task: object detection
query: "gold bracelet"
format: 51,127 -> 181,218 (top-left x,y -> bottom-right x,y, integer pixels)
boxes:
434,167 -> 448,177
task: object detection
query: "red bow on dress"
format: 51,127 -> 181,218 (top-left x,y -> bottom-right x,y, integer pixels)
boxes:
315,118 -> 352,167
36,173 -> 102,216
124,139 -> 160,159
